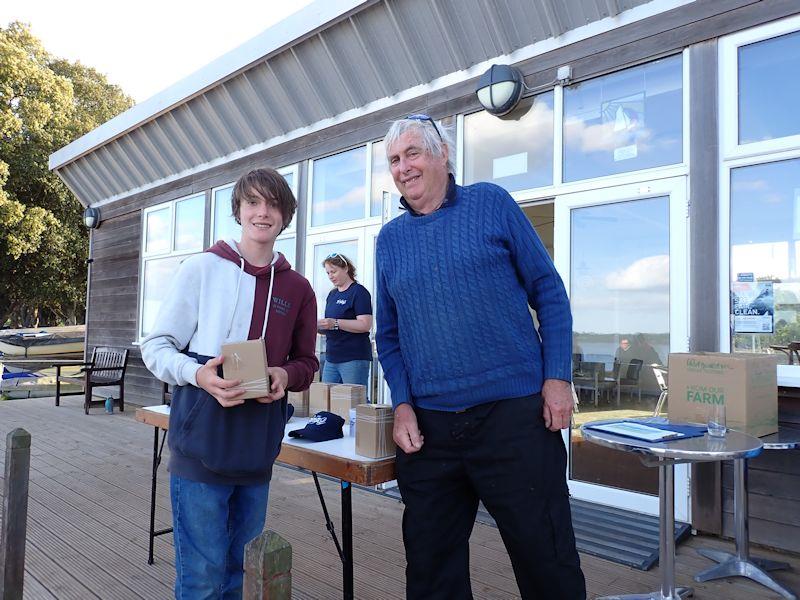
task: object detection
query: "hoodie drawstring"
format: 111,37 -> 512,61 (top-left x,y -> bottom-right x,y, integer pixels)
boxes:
225,257 -> 245,340
262,264 -> 275,339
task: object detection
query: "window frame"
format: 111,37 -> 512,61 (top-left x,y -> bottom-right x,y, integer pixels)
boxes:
719,14 -> 800,162
137,191 -> 207,341
457,50 -> 690,205
718,16 -> 800,382
306,144 -> 379,235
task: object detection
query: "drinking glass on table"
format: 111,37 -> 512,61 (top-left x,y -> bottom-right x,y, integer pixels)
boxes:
707,403 -> 727,437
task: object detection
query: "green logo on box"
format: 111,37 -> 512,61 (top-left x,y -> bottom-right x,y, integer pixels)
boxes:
686,390 -> 725,405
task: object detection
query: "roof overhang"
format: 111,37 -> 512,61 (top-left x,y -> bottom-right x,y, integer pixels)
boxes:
50,0 -> 692,208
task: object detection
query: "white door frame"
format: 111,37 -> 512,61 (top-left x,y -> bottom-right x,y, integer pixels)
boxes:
553,176 -> 691,521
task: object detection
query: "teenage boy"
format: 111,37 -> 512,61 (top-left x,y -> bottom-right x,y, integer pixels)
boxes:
142,168 -> 318,599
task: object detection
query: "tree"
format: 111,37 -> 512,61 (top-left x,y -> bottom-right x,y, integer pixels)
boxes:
0,22 -> 133,327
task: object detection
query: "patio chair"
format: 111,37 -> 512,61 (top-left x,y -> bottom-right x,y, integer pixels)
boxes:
616,359 -> 644,404
652,364 -> 668,416
573,361 -> 605,407
55,346 -> 129,414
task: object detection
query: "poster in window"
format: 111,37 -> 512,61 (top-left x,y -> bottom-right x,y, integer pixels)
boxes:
731,281 -> 774,333
601,92 -> 645,162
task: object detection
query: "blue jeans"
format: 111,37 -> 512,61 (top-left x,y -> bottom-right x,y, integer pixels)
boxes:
322,359 -> 371,393
171,475 -> 269,599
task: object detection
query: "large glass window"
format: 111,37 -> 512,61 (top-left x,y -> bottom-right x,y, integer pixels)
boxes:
370,140 -> 401,219
739,30 -> 800,144
140,193 -> 206,338
212,185 -> 239,243
730,158 -> 800,359
563,55 -> 683,182
463,92 -> 554,191
174,195 -> 205,251
570,196 -> 670,495
311,239 -> 360,317
311,147 -> 367,227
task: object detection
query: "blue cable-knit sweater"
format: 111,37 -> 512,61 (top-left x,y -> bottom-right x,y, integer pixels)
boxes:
375,177 -> 572,411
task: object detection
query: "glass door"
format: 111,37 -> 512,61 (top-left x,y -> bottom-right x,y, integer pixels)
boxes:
554,177 -> 690,520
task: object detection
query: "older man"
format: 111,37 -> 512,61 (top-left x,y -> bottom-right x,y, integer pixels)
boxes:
375,115 -> 586,600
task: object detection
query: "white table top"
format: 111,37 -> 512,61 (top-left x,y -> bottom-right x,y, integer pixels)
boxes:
138,406 -> 387,463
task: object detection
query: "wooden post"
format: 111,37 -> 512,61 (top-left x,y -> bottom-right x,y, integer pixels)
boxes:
243,530 -> 292,600
1,428 -> 31,600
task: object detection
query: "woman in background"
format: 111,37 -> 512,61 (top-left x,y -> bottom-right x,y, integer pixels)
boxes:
318,253 -> 373,392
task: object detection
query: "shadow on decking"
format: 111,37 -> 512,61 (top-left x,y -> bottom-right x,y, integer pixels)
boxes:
1,395 -> 798,599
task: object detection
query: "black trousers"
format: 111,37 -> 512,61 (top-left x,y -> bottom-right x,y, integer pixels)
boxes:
395,395 -> 586,600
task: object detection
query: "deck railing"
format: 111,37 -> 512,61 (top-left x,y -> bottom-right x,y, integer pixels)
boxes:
1,428 -> 31,600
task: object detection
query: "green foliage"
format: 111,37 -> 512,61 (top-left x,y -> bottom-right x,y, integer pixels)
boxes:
0,22 -> 133,327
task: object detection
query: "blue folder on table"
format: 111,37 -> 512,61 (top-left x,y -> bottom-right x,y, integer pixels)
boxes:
585,420 -> 707,443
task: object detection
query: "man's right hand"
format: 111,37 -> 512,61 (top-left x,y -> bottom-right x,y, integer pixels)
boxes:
195,355 -> 246,408
394,403 -> 424,454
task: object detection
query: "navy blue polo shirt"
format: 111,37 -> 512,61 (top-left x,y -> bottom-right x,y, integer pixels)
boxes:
324,282 -> 373,363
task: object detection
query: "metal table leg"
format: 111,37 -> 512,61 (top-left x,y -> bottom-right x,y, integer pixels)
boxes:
342,481 -> 353,600
695,458 -> 796,600
147,427 -> 172,565
312,473 -> 355,600
599,461 -> 693,600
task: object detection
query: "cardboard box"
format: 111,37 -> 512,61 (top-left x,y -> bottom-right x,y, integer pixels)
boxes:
667,352 -> 778,437
329,384 -> 366,420
288,390 -> 309,417
220,339 -> 270,400
309,382 -> 332,414
355,403 -> 395,458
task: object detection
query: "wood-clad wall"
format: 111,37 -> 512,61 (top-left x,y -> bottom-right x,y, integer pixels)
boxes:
86,210 -> 162,405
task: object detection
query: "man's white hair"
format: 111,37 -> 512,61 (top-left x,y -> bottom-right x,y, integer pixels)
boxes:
384,117 -> 455,174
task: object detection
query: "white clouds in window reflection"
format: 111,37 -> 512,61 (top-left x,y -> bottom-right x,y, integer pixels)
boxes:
605,255 -> 669,290
563,117 -> 653,154
313,186 -> 366,217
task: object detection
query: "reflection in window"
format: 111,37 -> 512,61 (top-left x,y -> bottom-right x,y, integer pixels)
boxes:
570,196 -> 669,495
371,141 -> 401,218
213,186 -> 240,243
174,195 -> 205,252
571,197 -> 669,385
274,236 -> 296,269
145,208 -> 170,254
563,55 -> 683,182
312,240 -> 359,318
311,147 -> 366,226
464,92 -> 554,191
739,30 -> 800,144
730,158 -> 800,360
141,255 -> 186,337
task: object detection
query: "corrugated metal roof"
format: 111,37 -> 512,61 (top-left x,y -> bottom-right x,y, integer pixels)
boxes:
50,0 -> 687,207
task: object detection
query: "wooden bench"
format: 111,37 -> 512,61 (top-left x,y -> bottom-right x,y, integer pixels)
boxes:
55,347 -> 129,414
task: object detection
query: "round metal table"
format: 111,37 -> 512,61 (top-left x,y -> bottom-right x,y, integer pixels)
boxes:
582,419 -> 763,600
694,425 -> 800,600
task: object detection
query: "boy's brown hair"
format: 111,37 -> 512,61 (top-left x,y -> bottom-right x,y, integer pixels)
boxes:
231,168 -> 296,230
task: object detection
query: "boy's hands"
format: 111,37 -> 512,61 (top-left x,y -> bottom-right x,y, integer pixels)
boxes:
195,355 -> 245,407
255,367 -> 289,403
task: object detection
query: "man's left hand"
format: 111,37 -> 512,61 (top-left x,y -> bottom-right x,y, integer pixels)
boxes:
542,379 -> 573,431
256,367 -> 289,403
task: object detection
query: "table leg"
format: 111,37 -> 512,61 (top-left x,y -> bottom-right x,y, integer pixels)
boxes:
341,481 -> 353,600
695,458 -> 796,600
147,427 -> 172,565
148,426 -> 159,565
598,462 -> 692,600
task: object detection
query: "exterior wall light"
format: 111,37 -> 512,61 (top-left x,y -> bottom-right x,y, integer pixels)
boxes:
476,64 -> 525,116
83,206 -> 101,229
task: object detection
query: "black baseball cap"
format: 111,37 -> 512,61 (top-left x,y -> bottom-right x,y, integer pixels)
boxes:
288,411 -> 344,442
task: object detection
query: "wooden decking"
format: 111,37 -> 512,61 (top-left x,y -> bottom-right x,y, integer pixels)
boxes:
1,395 -> 799,599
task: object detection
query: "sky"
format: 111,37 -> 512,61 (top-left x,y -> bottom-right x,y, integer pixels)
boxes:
1,0 -> 314,103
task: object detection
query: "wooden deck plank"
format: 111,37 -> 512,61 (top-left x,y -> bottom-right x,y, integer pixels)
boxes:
2,395 -> 800,599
